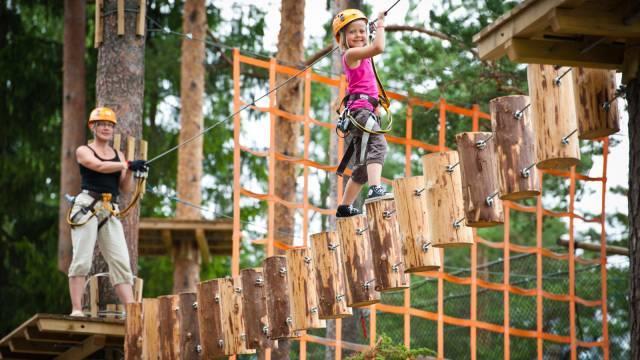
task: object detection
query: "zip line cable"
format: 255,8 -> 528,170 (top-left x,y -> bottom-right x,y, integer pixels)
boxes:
145,0 -> 404,165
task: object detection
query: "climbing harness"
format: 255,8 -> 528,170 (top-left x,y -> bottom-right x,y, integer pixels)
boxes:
66,171 -> 148,228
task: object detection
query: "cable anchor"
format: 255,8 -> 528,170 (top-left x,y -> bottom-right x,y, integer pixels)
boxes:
520,163 -> 537,179
446,162 -> 460,173
475,133 -> 494,150
554,67 -> 573,86
453,217 -> 465,229
485,191 -> 499,207
514,103 -> 531,120
561,129 -> 578,145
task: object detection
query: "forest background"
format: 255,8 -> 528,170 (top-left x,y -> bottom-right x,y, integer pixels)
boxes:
0,0 -> 631,357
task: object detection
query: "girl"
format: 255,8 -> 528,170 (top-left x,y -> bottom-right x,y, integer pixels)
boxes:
333,9 -> 391,217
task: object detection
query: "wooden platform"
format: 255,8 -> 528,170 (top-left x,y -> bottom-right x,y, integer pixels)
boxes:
0,314 -> 124,359
138,217 -> 233,262
473,0 -> 638,70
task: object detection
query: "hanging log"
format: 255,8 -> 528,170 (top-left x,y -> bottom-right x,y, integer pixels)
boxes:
142,298 -> 160,360
196,279 -> 225,358
527,64 -> 581,169
240,268 -> 274,350
421,152 -> 474,247
125,302 -> 143,360
490,95 -> 540,201
158,295 -> 180,359
336,215 -> 380,307
264,256 -> 298,339
365,197 -> 410,291
456,132 -> 505,227
571,67 -> 620,139
178,292 -> 200,360
309,231 -> 353,319
219,277 -> 255,356
287,248 -> 327,330
392,176 -> 443,270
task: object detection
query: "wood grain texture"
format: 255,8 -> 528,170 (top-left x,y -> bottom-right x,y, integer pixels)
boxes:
365,198 -> 410,291
422,152 -> 474,247
392,176 -> 443,270
309,232 -> 353,319
158,295 -> 180,359
491,95 -> 540,200
196,279 -> 225,358
264,256 -> 297,339
456,132 -> 505,227
571,67 -> 620,139
125,302 -> 143,359
219,277 -> 255,355
336,215 -> 380,307
177,292 -> 200,360
527,64 -> 581,169
287,248 -> 327,330
240,268 -> 274,350
142,298 -> 160,360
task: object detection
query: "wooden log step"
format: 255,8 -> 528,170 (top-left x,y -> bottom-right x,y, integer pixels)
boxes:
264,256 -> 299,339
240,268 -> 274,350
571,67 -> 620,140
196,279 -> 225,358
220,277 -> 255,355
310,231 -> 353,319
337,215 -> 380,307
287,248 -> 327,330
142,298 -> 160,360
527,64 -> 580,169
490,95 -> 540,201
124,302 -> 143,360
177,292 -> 200,359
365,197 -> 410,291
456,132 -> 505,227
158,295 -> 180,359
422,152 -> 474,247
392,176 -> 442,270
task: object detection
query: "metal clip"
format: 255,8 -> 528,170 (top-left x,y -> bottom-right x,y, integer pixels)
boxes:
310,307 -> 318,314
422,242 -> 432,252
554,67 -> 572,86
561,128 -> 578,145
262,326 -> 269,335
304,256 -> 312,264
413,188 -> 425,196
336,294 -> 345,302
192,302 -> 198,309
196,344 -> 202,353
174,306 -> 180,312
520,163 -> 536,179
279,267 -> 287,276
363,279 -> 376,290
217,339 -> 224,348
286,317 -> 293,325
383,209 -> 396,219
391,261 -> 403,272
513,103 -> 531,120
234,287 -> 242,293
485,191 -> 499,207
475,133 -> 494,150
356,226 -> 368,235
255,277 -> 264,286
446,162 -> 460,173
453,217 -> 465,229
214,295 -> 220,303
328,243 -> 340,251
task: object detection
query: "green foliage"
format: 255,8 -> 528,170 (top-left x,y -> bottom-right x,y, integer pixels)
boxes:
345,335 -> 436,360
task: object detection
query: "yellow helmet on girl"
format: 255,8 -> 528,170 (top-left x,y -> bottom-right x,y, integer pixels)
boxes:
332,9 -> 368,42
88,107 -> 117,128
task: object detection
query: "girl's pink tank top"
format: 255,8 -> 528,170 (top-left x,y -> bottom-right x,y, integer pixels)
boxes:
342,55 -> 378,111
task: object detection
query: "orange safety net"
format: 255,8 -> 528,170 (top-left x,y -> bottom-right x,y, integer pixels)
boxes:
230,48 -> 610,360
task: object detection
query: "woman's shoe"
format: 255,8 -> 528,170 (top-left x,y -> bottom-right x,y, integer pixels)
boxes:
70,310 -> 85,317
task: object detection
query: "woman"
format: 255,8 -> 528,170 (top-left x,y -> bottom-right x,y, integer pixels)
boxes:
67,106 -> 147,316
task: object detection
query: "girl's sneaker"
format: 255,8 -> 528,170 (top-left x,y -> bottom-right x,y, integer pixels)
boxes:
336,205 -> 361,217
367,185 -> 387,199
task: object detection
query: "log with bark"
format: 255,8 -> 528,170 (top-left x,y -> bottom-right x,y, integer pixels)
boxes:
142,298 -> 160,359
125,302 -> 143,359
422,152 -> 474,246
365,197 -> 410,291
241,268 -> 274,350
196,279 -> 225,358
264,256 -> 299,339
571,67 -> 620,139
336,215 -> 380,307
392,176 -> 443,271
309,231 -> 353,319
287,248 -> 327,330
456,132 -> 505,227
490,95 -> 540,200
219,277 -> 255,355
527,64 -> 580,169
178,292 -> 200,360
158,295 -> 180,359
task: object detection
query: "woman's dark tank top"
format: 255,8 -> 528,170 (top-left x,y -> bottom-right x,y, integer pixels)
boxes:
79,145 -> 121,196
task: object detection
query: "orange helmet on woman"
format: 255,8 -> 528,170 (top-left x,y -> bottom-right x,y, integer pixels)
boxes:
332,9 -> 368,42
88,107 -> 117,128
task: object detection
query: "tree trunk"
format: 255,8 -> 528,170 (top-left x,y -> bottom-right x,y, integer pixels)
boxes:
94,0 -> 145,300
626,79 -> 640,360
173,0 -> 207,294
59,0 -> 86,273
